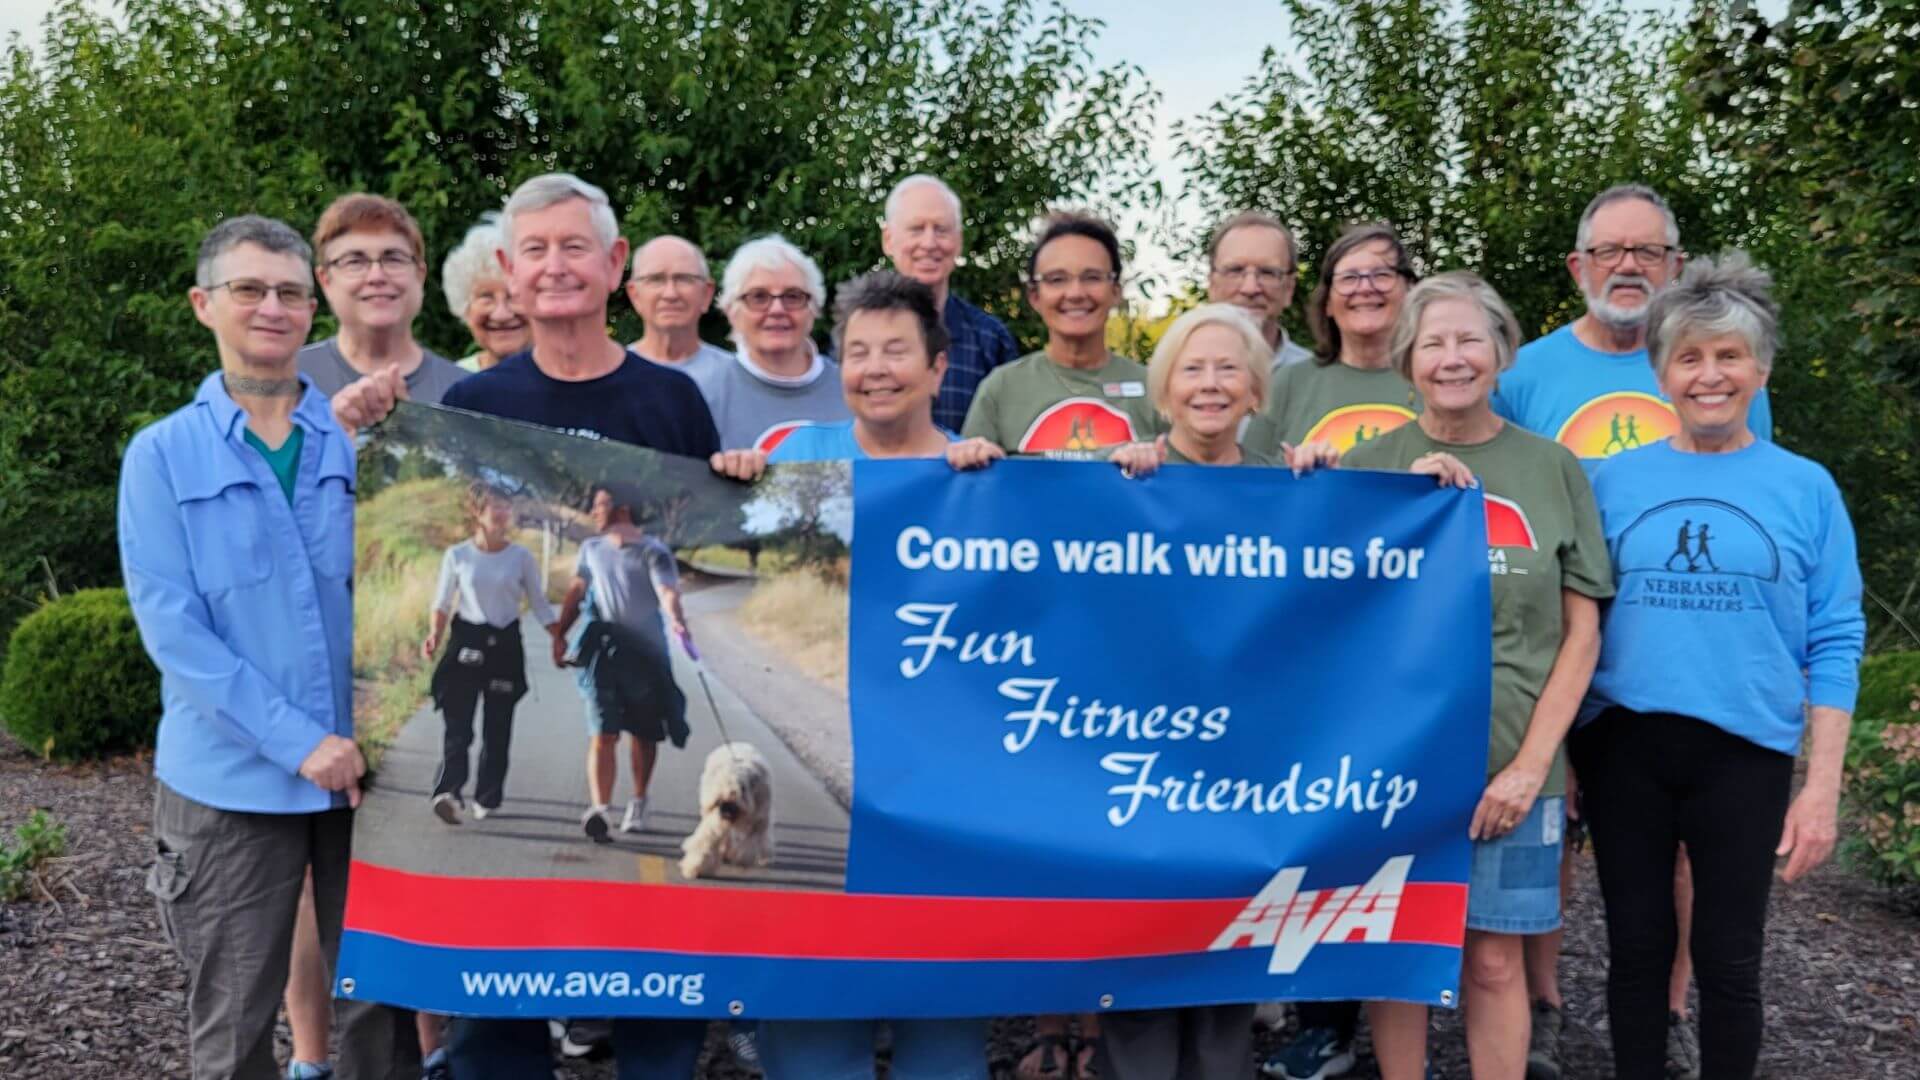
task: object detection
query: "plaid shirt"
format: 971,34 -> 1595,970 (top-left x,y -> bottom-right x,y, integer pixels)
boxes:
934,292 -> 1020,433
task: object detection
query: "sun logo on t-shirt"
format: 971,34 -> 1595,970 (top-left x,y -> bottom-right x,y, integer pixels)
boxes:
753,421 -> 816,453
1302,404 -> 1416,452
1553,392 -> 1678,459
1017,399 -> 1138,454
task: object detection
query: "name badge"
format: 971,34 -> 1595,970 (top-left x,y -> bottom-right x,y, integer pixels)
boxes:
1103,381 -> 1145,399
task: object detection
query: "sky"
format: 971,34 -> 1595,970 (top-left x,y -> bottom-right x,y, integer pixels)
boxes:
3,0 -> 1785,303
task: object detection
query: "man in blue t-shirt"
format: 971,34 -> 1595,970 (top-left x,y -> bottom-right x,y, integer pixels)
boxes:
332,172 -> 718,1080
1494,184 -> 1772,475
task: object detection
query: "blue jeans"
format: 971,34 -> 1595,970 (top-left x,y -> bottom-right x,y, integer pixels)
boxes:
758,1019 -> 988,1080
448,1017 -> 705,1080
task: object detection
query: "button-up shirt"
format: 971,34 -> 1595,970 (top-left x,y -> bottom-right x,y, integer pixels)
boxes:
934,292 -> 1020,433
118,371 -> 356,814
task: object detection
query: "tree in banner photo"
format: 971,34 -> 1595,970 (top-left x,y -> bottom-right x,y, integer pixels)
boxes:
336,404 -> 1491,1021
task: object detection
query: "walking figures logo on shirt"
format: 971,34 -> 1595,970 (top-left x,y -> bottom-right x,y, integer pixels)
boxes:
1016,398 -> 1139,456
1613,498 -> 1781,613
1484,493 -> 1537,577
1301,404 -> 1417,453
1552,391 -> 1680,459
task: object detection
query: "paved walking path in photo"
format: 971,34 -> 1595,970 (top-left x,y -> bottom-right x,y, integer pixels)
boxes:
351,576 -> 850,891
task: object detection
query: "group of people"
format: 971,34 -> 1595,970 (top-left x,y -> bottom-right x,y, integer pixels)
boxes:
117,165 -> 1863,1080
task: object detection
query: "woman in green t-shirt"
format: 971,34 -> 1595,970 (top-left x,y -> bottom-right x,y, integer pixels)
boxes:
1302,272 -> 1613,1080
1245,223 -> 1422,470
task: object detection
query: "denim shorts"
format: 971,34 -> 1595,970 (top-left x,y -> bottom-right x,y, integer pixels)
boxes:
1466,794 -> 1564,934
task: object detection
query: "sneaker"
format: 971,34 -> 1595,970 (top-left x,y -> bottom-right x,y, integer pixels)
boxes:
560,1019 -> 612,1059
431,792 -> 462,825
1253,1001 -> 1289,1030
470,803 -> 491,821
620,796 -> 649,834
287,1063 -> 334,1080
1261,1026 -> 1355,1079
420,1046 -> 452,1080
1666,1010 -> 1701,1080
1525,1000 -> 1563,1080
582,805 -> 612,843
727,1027 -> 760,1066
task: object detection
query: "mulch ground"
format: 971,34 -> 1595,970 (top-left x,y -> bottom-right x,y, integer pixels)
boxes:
3,733 -> 1915,1078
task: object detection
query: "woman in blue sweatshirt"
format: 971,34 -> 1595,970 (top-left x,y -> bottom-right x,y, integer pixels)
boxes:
1575,252 -> 1865,1080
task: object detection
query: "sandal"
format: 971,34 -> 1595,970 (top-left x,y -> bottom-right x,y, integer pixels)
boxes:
1016,1033 -> 1072,1078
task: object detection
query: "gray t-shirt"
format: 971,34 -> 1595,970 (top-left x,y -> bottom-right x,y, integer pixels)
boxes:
702,349 -> 852,450
575,533 -> 678,639
632,341 -> 734,402
297,338 -> 467,403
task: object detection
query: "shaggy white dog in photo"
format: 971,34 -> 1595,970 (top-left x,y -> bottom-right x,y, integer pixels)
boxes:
679,741 -> 774,879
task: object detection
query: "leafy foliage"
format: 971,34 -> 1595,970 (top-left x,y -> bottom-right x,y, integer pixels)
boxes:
0,809 -> 68,903
1843,651 -> 1920,891
0,588 -> 160,761
0,0 -> 1155,642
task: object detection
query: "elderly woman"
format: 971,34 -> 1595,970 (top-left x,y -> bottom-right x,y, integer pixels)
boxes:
705,234 -> 850,450
1573,254 -> 1862,1079
712,270 -> 989,1080
951,210 -> 1160,468
442,213 -> 530,372
1300,271 -> 1613,1079
1245,224 -> 1421,501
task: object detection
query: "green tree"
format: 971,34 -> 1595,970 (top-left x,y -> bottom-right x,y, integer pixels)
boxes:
0,0 -> 1155,643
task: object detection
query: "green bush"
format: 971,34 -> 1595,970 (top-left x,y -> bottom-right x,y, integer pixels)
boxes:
0,810 -> 69,903
1843,651 -> 1920,890
0,588 -> 160,762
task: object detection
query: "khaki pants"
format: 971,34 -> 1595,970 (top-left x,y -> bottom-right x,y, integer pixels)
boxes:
148,782 -> 395,1079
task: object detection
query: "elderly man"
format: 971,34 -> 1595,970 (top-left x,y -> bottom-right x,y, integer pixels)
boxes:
1493,184 -> 1765,1080
880,173 -> 1019,431
1495,183 -> 1772,470
624,234 -> 734,394
119,215 -> 375,1079
1204,210 -> 1313,370
333,172 -> 719,1080
299,193 -> 466,403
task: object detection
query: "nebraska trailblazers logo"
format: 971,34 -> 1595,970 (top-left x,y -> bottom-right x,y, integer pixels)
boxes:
1017,399 -> 1139,454
753,420 -> 816,453
1302,404 -> 1417,452
1209,856 -> 1414,974
1554,392 -> 1679,459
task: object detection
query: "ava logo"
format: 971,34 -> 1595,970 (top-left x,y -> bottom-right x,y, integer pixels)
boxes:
1209,856 -> 1413,975
1616,498 -> 1780,583
1302,404 -> 1417,452
1016,398 -> 1138,454
753,420 -> 816,453
1554,392 -> 1679,459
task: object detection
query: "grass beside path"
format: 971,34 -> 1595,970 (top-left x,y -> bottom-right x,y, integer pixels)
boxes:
736,569 -> 848,692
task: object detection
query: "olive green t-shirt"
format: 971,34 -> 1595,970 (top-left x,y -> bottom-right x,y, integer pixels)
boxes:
1164,441 -> 1276,467
961,351 -> 1164,459
1245,361 -> 1420,459
1343,421 -> 1613,795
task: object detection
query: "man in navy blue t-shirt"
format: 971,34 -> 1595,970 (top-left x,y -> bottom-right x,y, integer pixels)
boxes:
332,172 -> 717,1080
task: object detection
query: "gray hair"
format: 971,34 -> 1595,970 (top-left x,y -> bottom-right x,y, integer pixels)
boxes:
883,174 -> 963,228
1207,209 -> 1298,271
441,213 -> 508,317
1575,184 -> 1680,251
502,172 -> 620,250
1146,302 -> 1273,414
718,235 -> 827,312
630,234 -> 711,278
1645,251 -> 1778,376
1390,271 -> 1524,383
195,215 -> 312,287
831,270 -> 949,358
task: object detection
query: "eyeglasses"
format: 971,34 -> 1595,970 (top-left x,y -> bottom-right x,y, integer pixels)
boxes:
635,272 -> 710,291
323,251 -> 419,277
1332,268 -> 1407,295
1030,270 -> 1119,291
209,279 -> 315,307
738,289 -> 813,312
1212,263 -> 1295,288
1582,243 -> 1677,268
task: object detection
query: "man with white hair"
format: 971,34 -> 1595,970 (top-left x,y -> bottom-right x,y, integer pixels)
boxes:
881,174 -> 1019,431
331,172 -> 719,1080
1495,184 -> 1772,472
624,234 -> 732,394
706,234 -> 851,450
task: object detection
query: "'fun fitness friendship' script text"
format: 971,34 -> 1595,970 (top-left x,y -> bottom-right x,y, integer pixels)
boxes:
890,526 -> 1434,831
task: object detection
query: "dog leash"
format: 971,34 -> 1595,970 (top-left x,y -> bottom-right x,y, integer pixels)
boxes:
677,628 -> 745,766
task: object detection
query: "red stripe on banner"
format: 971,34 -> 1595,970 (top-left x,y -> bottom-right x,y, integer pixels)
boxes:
343,862 -> 1466,960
